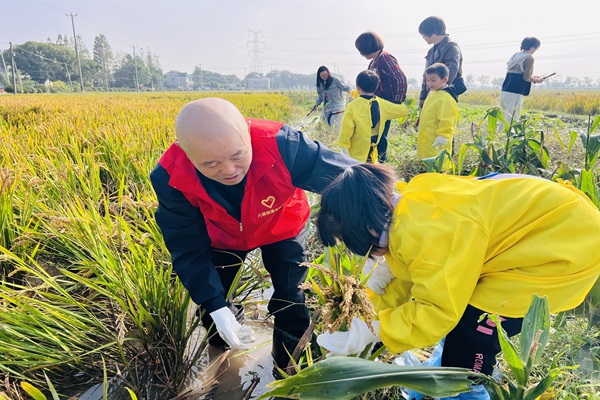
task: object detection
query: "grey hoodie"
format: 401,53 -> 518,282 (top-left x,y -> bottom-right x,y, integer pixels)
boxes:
506,51 -> 532,74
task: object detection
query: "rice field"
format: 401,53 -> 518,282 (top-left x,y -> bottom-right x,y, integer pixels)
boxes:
0,91 -> 599,399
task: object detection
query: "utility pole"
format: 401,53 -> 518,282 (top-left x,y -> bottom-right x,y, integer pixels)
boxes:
9,42 -> 17,94
131,45 -> 139,92
64,63 -> 73,89
66,13 -> 85,92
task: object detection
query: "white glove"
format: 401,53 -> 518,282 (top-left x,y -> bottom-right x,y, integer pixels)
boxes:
340,147 -> 349,155
432,135 -> 449,150
209,306 -> 255,350
317,319 -> 380,356
363,256 -> 394,295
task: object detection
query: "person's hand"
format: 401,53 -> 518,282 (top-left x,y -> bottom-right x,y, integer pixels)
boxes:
432,135 -> 448,150
317,319 -> 380,356
210,306 -> 255,349
362,256 -> 394,295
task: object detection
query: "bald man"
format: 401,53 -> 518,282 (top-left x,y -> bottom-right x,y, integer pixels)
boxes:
150,97 -> 357,377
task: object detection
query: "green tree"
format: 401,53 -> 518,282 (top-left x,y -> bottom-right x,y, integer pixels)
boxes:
93,34 -> 114,88
113,54 -> 150,89
191,67 -> 241,90
75,34 -> 90,59
144,49 -> 163,90
3,41 -> 75,84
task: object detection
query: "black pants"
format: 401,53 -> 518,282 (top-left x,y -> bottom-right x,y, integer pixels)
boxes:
376,120 -> 391,162
202,230 -> 310,339
441,304 -> 523,375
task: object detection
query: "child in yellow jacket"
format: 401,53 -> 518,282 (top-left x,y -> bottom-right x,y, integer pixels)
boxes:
338,70 -> 408,162
418,63 -> 458,168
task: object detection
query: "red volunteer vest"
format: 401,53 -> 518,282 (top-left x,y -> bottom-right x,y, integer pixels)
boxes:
158,119 -> 310,250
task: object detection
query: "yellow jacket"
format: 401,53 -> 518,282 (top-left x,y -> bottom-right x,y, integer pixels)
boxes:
338,96 -> 408,162
372,174 -> 600,354
417,89 -> 458,160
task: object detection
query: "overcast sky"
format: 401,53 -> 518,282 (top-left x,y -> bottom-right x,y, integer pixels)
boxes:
4,0 -> 600,83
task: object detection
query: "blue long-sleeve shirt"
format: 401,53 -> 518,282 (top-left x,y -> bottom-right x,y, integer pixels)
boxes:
150,124 -> 358,312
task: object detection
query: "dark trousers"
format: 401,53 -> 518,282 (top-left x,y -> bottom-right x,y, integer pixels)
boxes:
442,305 -> 523,375
377,120 -> 391,162
201,230 -> 310,339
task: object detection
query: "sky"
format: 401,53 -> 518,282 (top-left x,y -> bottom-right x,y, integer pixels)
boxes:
3,0 -> 600,83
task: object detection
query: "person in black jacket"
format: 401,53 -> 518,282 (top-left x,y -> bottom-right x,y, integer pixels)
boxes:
418,16 -> 465,108
150,97 -> 357,377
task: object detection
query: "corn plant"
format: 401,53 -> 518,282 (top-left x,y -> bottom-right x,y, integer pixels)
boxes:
482,295 -> 572,400
258,295 -> 570,400
561,115 -> 600,207
457,107 -> 552,176
258,358 -> 478,400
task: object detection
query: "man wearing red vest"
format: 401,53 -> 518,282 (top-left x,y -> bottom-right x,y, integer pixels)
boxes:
150,97 -> 357,377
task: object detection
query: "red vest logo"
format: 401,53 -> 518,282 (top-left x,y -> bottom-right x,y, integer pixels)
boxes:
261,196 -> 276,209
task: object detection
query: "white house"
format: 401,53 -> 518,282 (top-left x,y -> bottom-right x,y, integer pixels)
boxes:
163,71 -> 192,90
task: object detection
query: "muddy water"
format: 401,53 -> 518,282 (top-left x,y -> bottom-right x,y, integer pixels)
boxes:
196,319 -> 276,399
194,290 -> 280,399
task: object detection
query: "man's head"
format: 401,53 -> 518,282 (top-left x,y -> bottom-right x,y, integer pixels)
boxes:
175,97 -> 252,186
520,37 -> 541,52
425,63 -> 449,91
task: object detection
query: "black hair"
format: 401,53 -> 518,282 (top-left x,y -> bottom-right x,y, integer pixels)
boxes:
520,37 -> 541,51
355,32 -> 384,56
356,70 -> 380,94
418,16 -> 446,36
425,62 -> 449,79
316,65 -> 332,90
317,164 -> 397,256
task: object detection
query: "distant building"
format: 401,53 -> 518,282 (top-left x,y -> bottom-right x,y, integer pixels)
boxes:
164,71 -> 192,90
246,78 -> 270,90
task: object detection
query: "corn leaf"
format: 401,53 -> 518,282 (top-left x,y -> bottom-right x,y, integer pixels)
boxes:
259,357 -> 478,400
519,295 -> 550,365
490,314 -> 525,384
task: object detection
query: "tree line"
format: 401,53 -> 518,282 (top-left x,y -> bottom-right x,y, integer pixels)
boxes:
3,34 -> 598,94
0,34 -> 163,93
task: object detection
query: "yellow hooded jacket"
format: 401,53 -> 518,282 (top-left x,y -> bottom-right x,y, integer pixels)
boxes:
417,89 -> 457,160
338,96 -> 408,162
372,174 -> 600,354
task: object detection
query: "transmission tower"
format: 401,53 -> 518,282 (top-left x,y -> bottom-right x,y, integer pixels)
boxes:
248,30 -> 264,75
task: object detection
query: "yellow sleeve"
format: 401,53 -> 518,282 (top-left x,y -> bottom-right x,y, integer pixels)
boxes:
434,96 -> 458,139
378,209 -> 489,354
380,98 -> 409,120
370,276 -> 412,314
338,107 -> 355,149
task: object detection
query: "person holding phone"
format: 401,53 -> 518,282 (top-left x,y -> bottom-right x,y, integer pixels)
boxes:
499,37 -> 546,126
